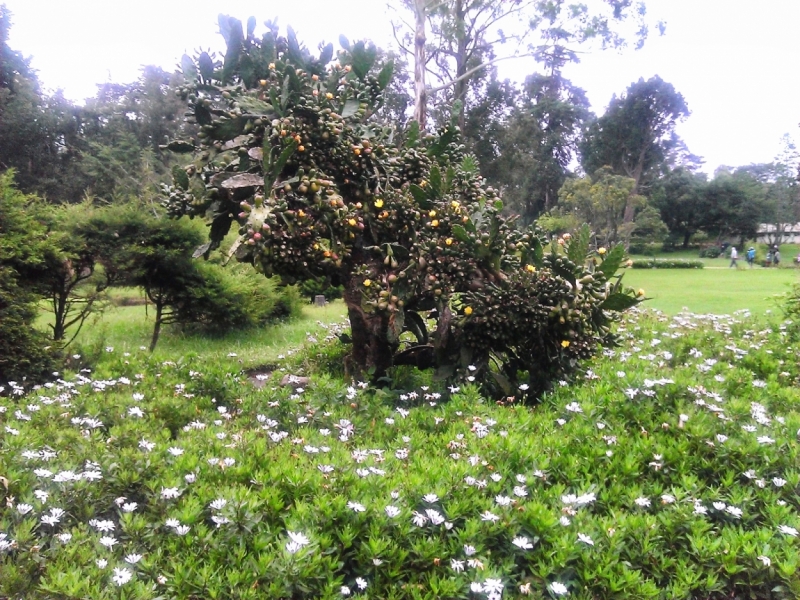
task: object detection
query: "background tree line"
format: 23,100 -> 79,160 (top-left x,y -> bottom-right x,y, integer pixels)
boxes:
3,3 -> 796,246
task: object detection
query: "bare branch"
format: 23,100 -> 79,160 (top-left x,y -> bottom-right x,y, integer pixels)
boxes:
427,53 -> 531,95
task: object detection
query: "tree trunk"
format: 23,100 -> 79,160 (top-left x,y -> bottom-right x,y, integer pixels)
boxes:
52,291 -> 67,342
413,0 -> 428,129
682,231 -> 691,248
342,275 -> 395,382
453,0 -> 468,131
623,141 -> 649,223
149,302 -> 163,352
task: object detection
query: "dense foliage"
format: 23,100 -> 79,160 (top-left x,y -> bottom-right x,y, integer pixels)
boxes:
74,206 -> 302,351
630,259 -> 704,269
163,18 -> 642,399
0,172 -> 58,382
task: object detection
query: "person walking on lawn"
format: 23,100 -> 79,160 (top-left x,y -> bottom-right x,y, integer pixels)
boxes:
746,247 -> 756,268
729,246 -> 738,268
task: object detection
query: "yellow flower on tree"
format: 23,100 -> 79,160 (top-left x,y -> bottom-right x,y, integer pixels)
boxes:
431,219 -> 439,227
348,218 -> 357,227
445,238 -> 453,246
637,288 -> 646,297
374,199 -> 384,208
561,340 -> 570,348
464,306 -> 473,316
363,279 -> 372,287
525,264 -> 536,273
598,247 -> 607,255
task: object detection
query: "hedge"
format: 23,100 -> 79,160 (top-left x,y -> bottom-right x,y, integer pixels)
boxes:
630,258 -> 704,269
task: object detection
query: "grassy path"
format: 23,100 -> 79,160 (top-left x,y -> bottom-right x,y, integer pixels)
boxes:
624,267 -> 798,314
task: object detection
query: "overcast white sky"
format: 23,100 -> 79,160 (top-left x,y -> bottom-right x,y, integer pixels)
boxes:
4,0 -> 799,174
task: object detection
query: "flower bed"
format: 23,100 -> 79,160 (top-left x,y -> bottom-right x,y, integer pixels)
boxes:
1,310 -> 798,599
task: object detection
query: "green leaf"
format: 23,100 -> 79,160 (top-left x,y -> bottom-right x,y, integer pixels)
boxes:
406,121 -> 420,147
377,60 -> 394,91
339,35 -> 351,51
552,261 -> 576,288
164,140 -> 195,154
198,53 -> 215,84
387,310 -> 405,345
409,185 -> 433,209
451,225 -> 470,244
268,87 -> 283,116
217,14 -> 232,45
429,164 -> 442,197
318,43 -> 334,67
207,117 -> 247,141
281,73 -> 291,110
221,17 -> 243,84
286,26 -> 304,68
287,66 -> 302,96
235,95 -> 275,115
181,54 -> 198,82
523,235 -> 544,268
597,244 -> 626,279
403,311 -> 429,345
342,99 -> 360,118
260,31 -> 276,64
491,371 -> 513,395
171,165 -> 190,190
195,104 -> 212,126
350,41 -> 377,80
427,127 -> 455,158
600,292 -> 640,312
269,140 -> 298,185
209,214 -> 233,250
567,223 -> 591,265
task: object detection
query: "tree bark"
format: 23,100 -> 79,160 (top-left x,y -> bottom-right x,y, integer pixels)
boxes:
342,274 -> 395,382
413,0 -> 428,129
623,138 -> 649,223
453,0 -> 468,131
149,302 -> 163,352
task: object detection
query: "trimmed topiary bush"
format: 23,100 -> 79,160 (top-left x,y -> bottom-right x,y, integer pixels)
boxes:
631,258 -> 704,269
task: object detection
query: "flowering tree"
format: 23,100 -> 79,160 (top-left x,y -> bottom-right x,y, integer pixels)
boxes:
163,17 -> 641,399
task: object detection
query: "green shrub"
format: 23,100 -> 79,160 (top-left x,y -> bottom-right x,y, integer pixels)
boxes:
0,268 -> 57,384
630,258 -> 704,269
699,246 -> 721,258
162,20 -> 642,400
0,172 -> 59,385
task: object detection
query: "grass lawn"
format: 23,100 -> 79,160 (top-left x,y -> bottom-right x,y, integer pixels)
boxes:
624,266 -> 799,315
53,300 -> 349,368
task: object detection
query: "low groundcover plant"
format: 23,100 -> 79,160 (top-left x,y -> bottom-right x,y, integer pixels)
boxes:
0,308 -> 799,599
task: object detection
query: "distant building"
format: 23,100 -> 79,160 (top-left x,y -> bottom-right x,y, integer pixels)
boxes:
757,223 -> 800,245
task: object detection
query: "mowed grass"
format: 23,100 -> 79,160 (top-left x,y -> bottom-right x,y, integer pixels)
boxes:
624,266 -> 799,315
59,300 -> 349,367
